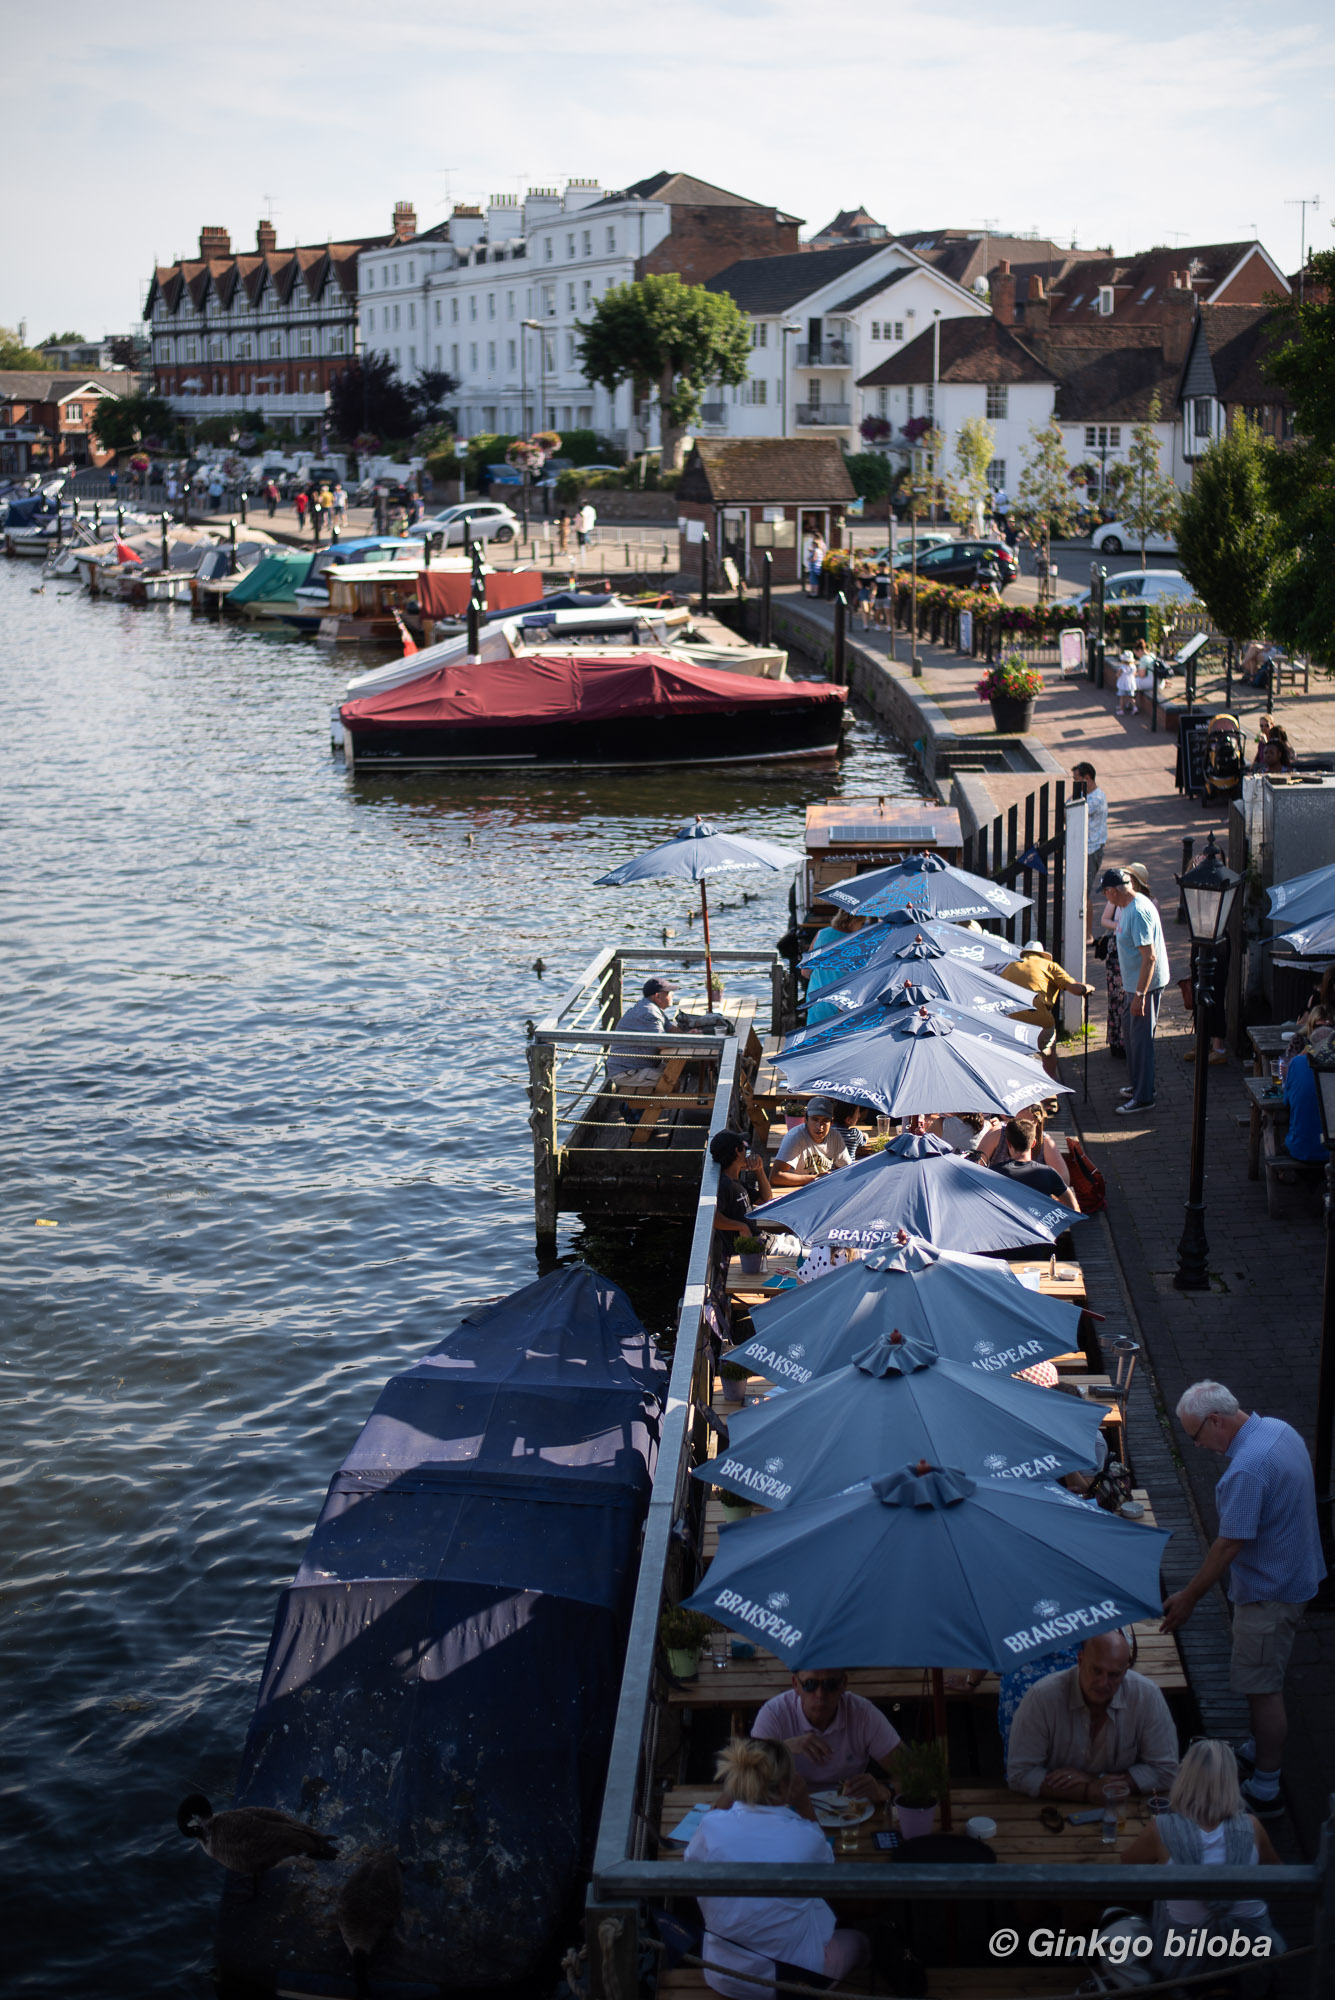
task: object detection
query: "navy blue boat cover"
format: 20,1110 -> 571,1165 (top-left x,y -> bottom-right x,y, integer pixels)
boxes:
217,1267 -> 665,1995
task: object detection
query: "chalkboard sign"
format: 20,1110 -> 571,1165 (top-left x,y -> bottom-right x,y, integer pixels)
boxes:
1177,716 -> 1211,798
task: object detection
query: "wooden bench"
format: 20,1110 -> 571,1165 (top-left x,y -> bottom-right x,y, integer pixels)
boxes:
1261,1119 -> 1325,1219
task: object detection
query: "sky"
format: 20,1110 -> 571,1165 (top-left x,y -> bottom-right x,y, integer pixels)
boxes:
3,0 -> 1332,338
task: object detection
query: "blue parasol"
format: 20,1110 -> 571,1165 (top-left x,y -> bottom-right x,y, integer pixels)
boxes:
801,914 -> 1022,984
595,814 -> 803,1003
685,1460 -> 1171,1671
749,1131 -> 1082,1252
774,1002 -> 1066,1118
783,983 -> 1043,1053
802,933 -> 1034,1022
824,851 -> 1032,924
1266,861 -> 1335,932
1269,912 -> 1335,958
730,1232 -> 1081,1385
700,1329 -> 1107,1509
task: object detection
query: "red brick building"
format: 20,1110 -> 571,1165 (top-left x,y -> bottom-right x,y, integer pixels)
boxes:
0,372 -> 136,473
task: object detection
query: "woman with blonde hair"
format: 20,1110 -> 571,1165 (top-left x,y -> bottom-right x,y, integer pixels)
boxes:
682,1737 -> 870,1995
1120,1738 -> 1282,1984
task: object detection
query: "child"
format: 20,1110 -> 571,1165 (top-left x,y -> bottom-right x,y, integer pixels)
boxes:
854,562 -> 874,630
1115,649 -> 1138,714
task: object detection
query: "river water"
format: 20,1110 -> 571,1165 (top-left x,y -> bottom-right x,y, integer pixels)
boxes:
0,556 -> 916,1993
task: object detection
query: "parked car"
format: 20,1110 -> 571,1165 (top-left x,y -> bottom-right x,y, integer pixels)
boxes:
1071,569 -> 1197,607
892,538 -> 1018,587
407,501 -> 520,546
1090,519 -> 1178,556
868,531 -> 954,562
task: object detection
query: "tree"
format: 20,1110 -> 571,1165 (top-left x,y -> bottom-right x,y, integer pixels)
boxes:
842,451 -> 900,503
1259,246 -> 1335,666
328,354 -> 414,445
90,392 -> 179,453
409,368 -> 458,428
577,274 -> 750,470
42,329 -> 85,345
1174,417 -> 1279,640
1119,393 -> 1179,564
0,325 -> 49,369
1012,420 -> 1080,599
945,414 -> 996,530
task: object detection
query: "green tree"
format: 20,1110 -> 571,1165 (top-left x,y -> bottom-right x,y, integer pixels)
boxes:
1119,393 -> 1179,564
42,329 -> 85,345
842,451 -> 900,502
1260,245 -> 1335,666
0,325 -> 49,368
90,392 -> 179,453
328,354 -> 414,446
1174,416 -> 1279,639
577,274 -> 750,470
1012,420 -> 1080,598
945,413 -> 997,529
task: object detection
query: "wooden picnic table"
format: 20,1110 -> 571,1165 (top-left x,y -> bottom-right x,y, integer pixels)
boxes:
1245,1023 -> 1295,1076
1242,1072 -> 1289,1181
659,1781 -> 1147,1862
619,999 -> 760,1145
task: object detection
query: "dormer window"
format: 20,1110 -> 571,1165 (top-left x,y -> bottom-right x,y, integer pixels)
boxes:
1097,285 -> 1115,316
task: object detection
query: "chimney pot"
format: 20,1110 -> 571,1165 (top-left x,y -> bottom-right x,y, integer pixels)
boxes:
393,200 -> 417,242
989,262 -> 1016,326
198,225 -> 231,260
1027,273 -> 1046,302
257,219 -> 277,254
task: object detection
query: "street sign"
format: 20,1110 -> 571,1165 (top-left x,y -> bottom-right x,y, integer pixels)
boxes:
454,440 -> 469,459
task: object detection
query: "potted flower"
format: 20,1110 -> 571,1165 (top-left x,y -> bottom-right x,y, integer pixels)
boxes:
719,1359 -> 751,1406
660,1605 -> 712,1680
894,1738 -> 950,1841
736,1233 -> 767,1276
976,653 -> 1044,734
716,1482 -> 754,1523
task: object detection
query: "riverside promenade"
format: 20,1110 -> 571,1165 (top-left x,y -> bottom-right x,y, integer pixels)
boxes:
776,586 -> 1335,1856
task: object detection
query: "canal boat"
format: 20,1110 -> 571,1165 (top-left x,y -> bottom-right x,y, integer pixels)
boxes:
214,1265 -> 664,1996
338,646 -> 848,772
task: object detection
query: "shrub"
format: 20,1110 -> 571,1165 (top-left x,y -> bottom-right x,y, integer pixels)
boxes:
896,1738 -> 949,1808
660,1605 -> 712,1651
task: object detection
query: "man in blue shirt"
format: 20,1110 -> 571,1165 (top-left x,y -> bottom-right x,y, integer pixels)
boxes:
1162,1381 -> 1325,1816
1283,1047 -> 1330,1163
1101,868 -> 1170,1114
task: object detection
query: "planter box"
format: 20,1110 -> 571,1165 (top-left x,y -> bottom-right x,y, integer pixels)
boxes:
989,695 -> 1035,733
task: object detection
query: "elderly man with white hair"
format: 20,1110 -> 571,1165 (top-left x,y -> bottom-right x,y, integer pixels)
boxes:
1162,1381 -> 1325,1818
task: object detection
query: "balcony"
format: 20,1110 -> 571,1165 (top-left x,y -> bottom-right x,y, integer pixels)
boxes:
794,402 -> 852,428
796,340 -> 851,367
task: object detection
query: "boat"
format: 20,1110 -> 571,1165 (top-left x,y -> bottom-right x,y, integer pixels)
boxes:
338,646 -> 848,771
214,1265 -> 665,1995
229,538 -> 431,629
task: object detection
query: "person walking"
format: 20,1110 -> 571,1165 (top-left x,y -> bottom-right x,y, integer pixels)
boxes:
331,481 -> 347,529
264,478 -> 280,519
1162,1383 -> 1325,1818
1102,866 -> 1169,1114
207,468 -> 224,515
804,531 -> 826,598
1072,762 -> 1107,942
575,500 -> 596,551
293,488 -> 309,535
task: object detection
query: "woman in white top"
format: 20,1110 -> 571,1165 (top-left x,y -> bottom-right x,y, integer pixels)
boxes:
683,1737 -> 870,1996
1120,1739 -> 1282,1984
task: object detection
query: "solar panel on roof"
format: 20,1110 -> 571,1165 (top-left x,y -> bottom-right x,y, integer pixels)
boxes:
828,822 -> 941,842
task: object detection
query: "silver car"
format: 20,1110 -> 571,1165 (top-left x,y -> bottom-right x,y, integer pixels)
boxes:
1072,569 -> 1197,607
409,502 -> 519,546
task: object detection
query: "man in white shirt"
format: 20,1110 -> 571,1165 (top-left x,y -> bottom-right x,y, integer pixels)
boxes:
752,1668 -> 901,1802
772,1098 -> 856,1186
1073,762 -> 1108,942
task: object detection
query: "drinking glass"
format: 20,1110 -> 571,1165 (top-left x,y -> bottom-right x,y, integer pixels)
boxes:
1101,1780 -> 1129,1844
876,1115 -> 894,1138
709,1630 -> 732,1671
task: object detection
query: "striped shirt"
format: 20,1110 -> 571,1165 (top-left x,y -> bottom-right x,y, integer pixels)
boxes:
1216,1414 -> 1325,1605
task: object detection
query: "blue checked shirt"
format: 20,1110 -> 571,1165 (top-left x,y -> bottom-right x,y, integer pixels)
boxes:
1215,1413 -> 1325,1605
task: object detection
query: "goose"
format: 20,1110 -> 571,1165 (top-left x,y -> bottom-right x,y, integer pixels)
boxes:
176,1794 -> 337,1897
336,1850 -> 403,1996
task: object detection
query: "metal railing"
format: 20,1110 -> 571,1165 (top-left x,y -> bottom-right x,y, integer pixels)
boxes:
794,402 -> 852,427
796,340 -> 852,366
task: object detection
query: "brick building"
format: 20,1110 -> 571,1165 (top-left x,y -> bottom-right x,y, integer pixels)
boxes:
145,209 -> 410,436
1179,303 -> 1296,462
676,436 -> 855,584
0,371 -> 136,474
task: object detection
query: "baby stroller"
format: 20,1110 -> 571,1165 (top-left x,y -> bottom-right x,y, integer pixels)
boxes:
1202,717 -> 1246,805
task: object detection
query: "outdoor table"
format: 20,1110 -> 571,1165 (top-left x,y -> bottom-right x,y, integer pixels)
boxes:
1246,1023 -> 1296,1077
620,998 -> 759,1146
1243,1073 -> 1289,1181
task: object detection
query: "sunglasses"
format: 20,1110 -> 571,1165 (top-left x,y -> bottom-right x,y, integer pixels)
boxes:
797,1675 -> 845,1693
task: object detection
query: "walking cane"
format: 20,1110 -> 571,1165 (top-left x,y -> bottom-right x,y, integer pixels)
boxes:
1083,990 -> 1090,1103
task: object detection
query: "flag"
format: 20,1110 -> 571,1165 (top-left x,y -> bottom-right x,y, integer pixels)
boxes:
115,539 -> 142,564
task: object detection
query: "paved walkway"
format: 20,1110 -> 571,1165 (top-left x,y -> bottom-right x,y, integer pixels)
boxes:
783,587 -> 1335,1857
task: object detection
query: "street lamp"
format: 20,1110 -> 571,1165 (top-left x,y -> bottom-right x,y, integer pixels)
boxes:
1308,1050 -> 1335,1574
1172,831 -> 1241,1290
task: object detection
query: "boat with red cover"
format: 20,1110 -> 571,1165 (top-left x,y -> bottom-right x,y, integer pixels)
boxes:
338,649 -> 848,771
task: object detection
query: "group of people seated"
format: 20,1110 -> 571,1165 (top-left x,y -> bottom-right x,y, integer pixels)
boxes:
685,1651 -> 1282,1996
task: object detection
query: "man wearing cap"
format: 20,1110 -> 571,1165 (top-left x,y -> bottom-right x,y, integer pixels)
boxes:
772,1098 -> 857,1186
999,941 -> 1094,1079
605,977 -> 679,1094
1101,869 -> 1170,1114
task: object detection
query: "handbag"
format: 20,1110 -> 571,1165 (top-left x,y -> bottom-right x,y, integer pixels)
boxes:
1065,1137 -> 1107,1214
1177,976 -> 1195,1012
1092,933 -> 1111,962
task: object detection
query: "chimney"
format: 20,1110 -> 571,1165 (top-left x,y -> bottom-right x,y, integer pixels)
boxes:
393,201 -> 417,243
1163,281 -> 1196,369
256,219 -> 277,254
198,225 -> 231,260
1025,272 -> 1049,334
990,259 -> 1015,326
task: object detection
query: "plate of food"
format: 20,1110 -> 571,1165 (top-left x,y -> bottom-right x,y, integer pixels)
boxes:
810,1790 -> 874,1829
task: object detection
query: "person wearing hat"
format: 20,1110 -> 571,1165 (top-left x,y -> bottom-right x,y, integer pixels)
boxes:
1101,868 -> 1170,1114
1115,649 -> 1139,715
605,976 -> 680,1096
772,1097 -> 857,1186
998,940 -> 1094,1080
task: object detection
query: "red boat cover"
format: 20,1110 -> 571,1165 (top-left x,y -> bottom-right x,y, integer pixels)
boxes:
416,568 -> 543,618
340,652 -> 848,728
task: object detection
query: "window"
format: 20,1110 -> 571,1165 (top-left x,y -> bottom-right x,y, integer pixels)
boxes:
583,279 -> 593,307
209,336 -> 224,359
64,402 -> 83,422
392,304 -> 400,330
543,331 -> 555,371
871,322 -> 880,340
155,339 -> 169,360
469,296 -> 477,321
469,343 -> 478,370
382,266 -> 389,286
544,237 -> 553,261
507,291 -> 515,319
567,233 -> 576,257
987,458 -> 1006,489
893,321 -> 903,340
742,379 -> 768,405
451,343 -> 459,371
1097,285 -> 1114,317
906,387 -> 914,418
393,263 -> 400,285
751,322 -> 767,348
408,302 -> 415,328
366,307 -> 375,332
408,345 -> 416,368
330,328 -> 345,354
985,384 -> 1008,420
542,283 -> 556,317
435,345 -> 442,367
487,292 -> 495,319
434,299 -> 441,325
567,282 -> 576,311
407,261 -> 414,282
487,341 -> 496,369
606,227 -> 616,253
582,230 -> 591,256
1193,399 -> 1212,438
925,384 -> 934,418
236,334 -> 253,360
267,335 -> 281,357
567,332 -> 579,366
507,339 -> 516,368
366,270 -> 374,289
451,298 -> 459,324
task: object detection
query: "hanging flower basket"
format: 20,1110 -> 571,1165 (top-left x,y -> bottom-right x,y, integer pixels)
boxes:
976,654 -> 1044,734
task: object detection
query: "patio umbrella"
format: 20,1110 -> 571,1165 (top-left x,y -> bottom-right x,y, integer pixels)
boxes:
685,1459 -> 1171,1673
823,851 -> 1032,925
774,1003 -> 1066,1119
783,983 -> 1043,1053
749,1132 -> 1083,1252
1266,860 -> 1335,931
800,933 -> 1034,1022
730,1232 -> 1082,1386
595,814 -> 803,1005
801,914 -> 1022,984
1269,913 -> 1335,958
702,1330 -> 1106,1510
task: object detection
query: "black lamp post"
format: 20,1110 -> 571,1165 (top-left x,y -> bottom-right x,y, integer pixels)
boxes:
1307,1050 -> 1335,1573
1173,831 -> 1241,1290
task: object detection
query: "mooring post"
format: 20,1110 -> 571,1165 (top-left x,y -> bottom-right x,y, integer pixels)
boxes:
833,590 -> 847,681
527,1037 -> 559,1243
585,1903 -> 639,2000
760,548 -> 772,647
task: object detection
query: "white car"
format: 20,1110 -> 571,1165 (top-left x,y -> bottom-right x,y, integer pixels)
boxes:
409,502 -> 520,546
1072,569 -> 1197,607
1091,519 -> 1178,556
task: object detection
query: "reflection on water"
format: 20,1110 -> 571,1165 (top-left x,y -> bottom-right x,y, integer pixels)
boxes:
0,563 -> 917,1993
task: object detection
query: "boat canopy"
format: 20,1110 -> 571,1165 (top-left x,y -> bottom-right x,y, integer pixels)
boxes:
416,567 -> 543,618
227,550 -> 313,603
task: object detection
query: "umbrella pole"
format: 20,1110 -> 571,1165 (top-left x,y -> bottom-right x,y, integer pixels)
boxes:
1083,989 -> 1090,1103
932,1667 -> 953,1832
700,880 -> 716,1009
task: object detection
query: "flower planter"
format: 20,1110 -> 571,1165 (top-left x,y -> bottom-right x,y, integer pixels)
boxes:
666,1645 -> 700,1681
720,1500 -> 754,1525
738,1252 -> 766,1275
721,1373 -> 748,1405
988,695 -> 1034,733
896,1802 -> 938,1840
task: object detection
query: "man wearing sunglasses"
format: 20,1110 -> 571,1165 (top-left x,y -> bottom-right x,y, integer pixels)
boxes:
1161,1380 -> 1324,1819
752,1669 -> 900,1805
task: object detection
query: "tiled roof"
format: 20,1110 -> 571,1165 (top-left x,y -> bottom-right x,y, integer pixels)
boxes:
829,266 -> 914,312
678,437 -> 856,504
0,371 -> 125,400
857,316 -> 1052,388
1194,303 -> 1292,404
1042,341 -> 1184,423
143,235 -> 389,318
901,232 -> 1098,295
707,242 -> 883,313
1044,241 -> 1287,325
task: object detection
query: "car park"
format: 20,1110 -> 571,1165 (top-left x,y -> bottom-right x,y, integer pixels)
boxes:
1090,519 -> 1178,556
